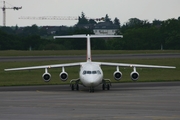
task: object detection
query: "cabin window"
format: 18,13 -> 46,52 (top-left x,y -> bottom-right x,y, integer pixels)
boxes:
87,71 -> 91,74
92,71 -> 97,74
98,70 -> 101,74
83,70 -> 101,75
83,71 -> 86,75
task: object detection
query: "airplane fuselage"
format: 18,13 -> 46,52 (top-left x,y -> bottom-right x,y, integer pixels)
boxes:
80,62 -> 103,88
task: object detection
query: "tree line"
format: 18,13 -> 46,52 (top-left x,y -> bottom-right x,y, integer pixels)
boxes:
0,14 -> 180,50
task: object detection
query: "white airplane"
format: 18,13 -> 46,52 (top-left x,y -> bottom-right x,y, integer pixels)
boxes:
5,34 -> 176,92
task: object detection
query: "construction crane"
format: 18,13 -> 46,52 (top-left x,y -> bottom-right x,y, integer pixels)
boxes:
19,16 -> 104,21
1,1 -> 22,26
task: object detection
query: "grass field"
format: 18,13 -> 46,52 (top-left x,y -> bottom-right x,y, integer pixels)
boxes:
0,50 -> 179,86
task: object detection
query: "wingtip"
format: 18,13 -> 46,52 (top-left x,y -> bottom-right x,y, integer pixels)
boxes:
4,69 -> 9,72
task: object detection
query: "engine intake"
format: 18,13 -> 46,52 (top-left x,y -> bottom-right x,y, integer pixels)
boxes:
42,73 -> 51,82
60,72 -> 68,81
113,71 -> 122,81
130,71 -> 139,81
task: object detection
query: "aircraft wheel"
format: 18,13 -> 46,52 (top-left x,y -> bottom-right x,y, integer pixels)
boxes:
76,84 -> 79,91
71,84 -> 74,91
89,88 -> 94,93
102,84 -> 105,90
107,84 -> 110,90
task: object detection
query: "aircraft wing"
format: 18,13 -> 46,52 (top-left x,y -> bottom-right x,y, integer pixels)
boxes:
97,62 -> 176,69
4,62 -> 83,71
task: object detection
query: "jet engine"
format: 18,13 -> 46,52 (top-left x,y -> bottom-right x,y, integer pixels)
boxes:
42,72 -> 51,82
59,72 -> 68,81
113,71 -> 122,81
130,71 -> 139,81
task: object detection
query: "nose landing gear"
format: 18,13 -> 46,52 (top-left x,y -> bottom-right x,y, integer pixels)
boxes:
89,87 -> 94,93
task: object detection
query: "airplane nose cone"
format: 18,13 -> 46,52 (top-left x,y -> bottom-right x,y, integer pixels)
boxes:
85,75 -> 101,87
88,78 -> 95,85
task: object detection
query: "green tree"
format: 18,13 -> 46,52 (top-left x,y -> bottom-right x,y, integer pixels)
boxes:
114,17 -> 121,28
24,35 -> 42,50
21,24 -> 39,36
153,19 -> 162,26
77,12 -> 88,25
104,14 -> 111,23
127,18 -> 142,27
161,19 -> 180,49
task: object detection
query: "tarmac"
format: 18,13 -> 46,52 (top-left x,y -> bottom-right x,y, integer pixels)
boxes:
0,82 -> 180,120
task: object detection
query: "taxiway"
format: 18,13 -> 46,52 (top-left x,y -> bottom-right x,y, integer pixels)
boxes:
0,82 -> 180,120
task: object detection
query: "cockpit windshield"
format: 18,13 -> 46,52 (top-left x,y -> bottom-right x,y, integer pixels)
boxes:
83,70 -> 101,75
92,71 -> 97,74
87,71 -> 91,74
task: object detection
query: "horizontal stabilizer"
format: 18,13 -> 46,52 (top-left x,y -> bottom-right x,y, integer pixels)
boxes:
54,34 -> 123,39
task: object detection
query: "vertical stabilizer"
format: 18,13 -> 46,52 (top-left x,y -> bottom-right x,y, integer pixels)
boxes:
87,34 -> 91,62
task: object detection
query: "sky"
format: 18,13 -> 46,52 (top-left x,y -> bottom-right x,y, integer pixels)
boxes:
0,0 -> 180,27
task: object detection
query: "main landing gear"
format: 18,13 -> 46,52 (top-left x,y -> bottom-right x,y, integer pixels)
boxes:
70,79 -> 80,91
102,79 -> 111,90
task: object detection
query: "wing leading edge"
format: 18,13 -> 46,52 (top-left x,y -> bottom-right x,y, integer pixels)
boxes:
97,62 -> 176,69
5,61 -> 175,71
4,62 -> 83,71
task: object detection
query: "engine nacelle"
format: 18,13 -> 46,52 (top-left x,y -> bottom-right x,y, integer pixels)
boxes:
42,72 -> 51,82
130,71 -> 139,81
113,71 -> 122,81
59,72 -> 68,81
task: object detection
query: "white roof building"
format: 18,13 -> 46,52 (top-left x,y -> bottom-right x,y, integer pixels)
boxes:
93,22 -> 119,35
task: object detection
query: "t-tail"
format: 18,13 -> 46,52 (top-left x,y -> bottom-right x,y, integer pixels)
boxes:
54,34 -> 123,62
